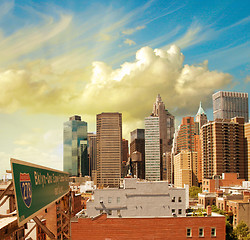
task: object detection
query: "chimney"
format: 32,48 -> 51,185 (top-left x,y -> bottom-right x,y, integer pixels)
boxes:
207,205 -> 212,216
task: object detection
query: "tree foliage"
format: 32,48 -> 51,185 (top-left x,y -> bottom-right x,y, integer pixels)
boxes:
233,221 -> 250,240
189,186 -> 202,198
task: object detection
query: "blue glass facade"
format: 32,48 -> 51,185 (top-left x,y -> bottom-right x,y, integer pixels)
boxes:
63,116 -> 88,176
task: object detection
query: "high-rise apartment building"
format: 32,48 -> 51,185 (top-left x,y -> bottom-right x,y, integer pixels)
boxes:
96,113 -> 122,188
201,117 -> 246,179
63,115 -> 88,177
88,133 -> 97,178
145,116 -> 160,181
213,91 -> 249,122
244,122 -> 250,180
130,129 -> 145,179
174,150 -> 198,187
176,117 -> 199,153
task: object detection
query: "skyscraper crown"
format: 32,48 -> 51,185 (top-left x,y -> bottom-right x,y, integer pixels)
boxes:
196,102 -> 206,115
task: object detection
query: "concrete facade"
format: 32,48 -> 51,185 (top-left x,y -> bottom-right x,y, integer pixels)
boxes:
86,178 -> 188,218
213,91 -> 249,122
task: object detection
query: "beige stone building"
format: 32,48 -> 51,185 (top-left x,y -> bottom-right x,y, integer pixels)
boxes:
96,113 -> 122,188
174,150 -> 198,187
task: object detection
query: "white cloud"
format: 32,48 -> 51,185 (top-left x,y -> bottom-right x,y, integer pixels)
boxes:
122,25 -> 146,35
124,39 -> 136,46
0,45 -> 232,121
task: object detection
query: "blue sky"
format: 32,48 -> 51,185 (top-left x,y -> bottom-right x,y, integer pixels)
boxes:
0,0 -> 249,177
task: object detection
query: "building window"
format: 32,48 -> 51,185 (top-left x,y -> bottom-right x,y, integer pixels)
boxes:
172,209 -> 175,213
117,210 -> 121,216
178,209 -> 182,214
172,197 -> 175,202
107,210 -> 112,215
108,197 -> 112,203
211,228 -> 216,237
178,197 -> 182,202
199,228 -> 204,237
117,197 -> 120,203
187,228 -> 192,237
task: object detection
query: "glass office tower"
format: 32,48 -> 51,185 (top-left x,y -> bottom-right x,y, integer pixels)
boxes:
63,115 -> 88,176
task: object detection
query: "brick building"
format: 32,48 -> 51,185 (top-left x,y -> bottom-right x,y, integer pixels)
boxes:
71,213 -> 225,239
201,117 -> 246,180
216,191 -> 250,228
202,173 -> 245,193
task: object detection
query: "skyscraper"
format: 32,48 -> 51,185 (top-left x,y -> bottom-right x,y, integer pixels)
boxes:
195,102 -> 208,131
63,115 -> 88,177
96,113 -> 122,188
145,116 -> 160,181
130,129 -> 145,179
201,117 -> 246,179
151,94 -> 175,180
245,122 -> 250,180
213,91 -> 249,122
152,94 -> 175,153
88,132 -> 97,178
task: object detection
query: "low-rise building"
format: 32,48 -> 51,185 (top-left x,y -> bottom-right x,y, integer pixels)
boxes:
86,178 -> 188,218
71,213 -> 225,240
202,173 -> 245,193
217,191 -> 250,228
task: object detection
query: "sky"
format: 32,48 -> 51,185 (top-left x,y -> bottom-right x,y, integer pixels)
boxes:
0,0 -> 249,178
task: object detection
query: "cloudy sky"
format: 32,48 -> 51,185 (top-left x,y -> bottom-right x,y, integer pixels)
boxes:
0,0 -> 249,177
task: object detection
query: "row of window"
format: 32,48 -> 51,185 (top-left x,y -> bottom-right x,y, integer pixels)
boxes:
187,227 -> 216,237
100,196 -> 182,204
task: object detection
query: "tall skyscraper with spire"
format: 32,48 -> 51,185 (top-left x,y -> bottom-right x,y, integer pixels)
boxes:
145,94 -> 175,181
195,102 -> 208,131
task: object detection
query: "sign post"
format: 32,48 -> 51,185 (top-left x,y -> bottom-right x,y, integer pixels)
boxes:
11,158 -> 69,227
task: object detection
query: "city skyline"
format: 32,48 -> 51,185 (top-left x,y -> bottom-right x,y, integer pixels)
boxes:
0,0 -> 249,177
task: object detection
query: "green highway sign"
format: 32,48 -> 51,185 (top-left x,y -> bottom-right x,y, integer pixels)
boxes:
11,158 -> 69,226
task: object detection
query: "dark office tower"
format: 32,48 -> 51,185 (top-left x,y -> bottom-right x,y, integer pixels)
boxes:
130,129 -> 145,179
63,115 -> 88,177
88,133 -> 97,178
201,117 -> 246,180
213,91 -> 249,122
122,139 -> 129,162
152,94 -> 175,180
96,113 -> 122,188
195,102 -> 208,131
